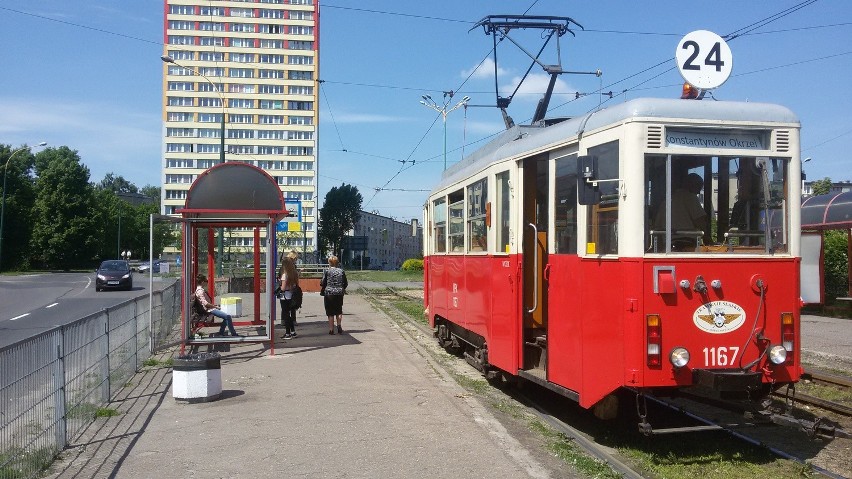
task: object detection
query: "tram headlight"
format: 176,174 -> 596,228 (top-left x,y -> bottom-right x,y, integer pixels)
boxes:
768,345 -> 787,365
669,347 -> 690,368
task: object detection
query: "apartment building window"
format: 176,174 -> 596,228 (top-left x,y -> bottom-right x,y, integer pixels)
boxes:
259,24 -> 281,34
230,52 -> 255,62
259,69 -> 285,79
288,116 -> 312,125
231,38 -> 255,48
259,115 -> 285,124
166,143 -> 193,153
168,35 -> 194,45
260,99 -> 284,109
199,113 -> 223,123
288,55 -> 313,65
165,190 -> 188,200
166,159 -> 194,168
260,39 -> 283,48
164,206 -> 178,215
229,145 -> 254,154
166,174 -> 194,184
197,82 -> 221,92
230,7 -> 254,17
288,101 -> 313,110
229,84 -> 256,94
260,9 -> 284,19
168,65 -> 192,76
198,22 -> 224,31
169,5 -> 195,14
199,67 -> 223,77
287,146 -> 313,156
168,96 -> 194,106
259,54 -> 285,64
167,128 -> 196,137
229,98 -> 255,108
227,129 -> 255,139
257,130 -> 284,140
259,146 -> 285,155
286,176 -> 314,186
289,0 -> 314,5
168,112 -> 194,122
257,160 -> 285,169
288,161 -> 314,170
168,20 -> 193,30
287,130 -> 313,140
168,82 -> 194,91
289,10 -> 314,20
199,52 -> 224,61
197,159 -> 221,169
199,6 -> 223,16
199,37 -> 225,47
259,84 -> 284,94
198,97 -> 222,108
199,128 -> 221,138
288,85 -> 313,95
260,0 -> 283,3
230,114 -> 254,123
288,70 -> 313,80
229,68 -> 254,78
289,41 -> 314,50
231,23 -> 256,33
167,50 -> 194,60
288,25 -> 313,35
197,144 -> 220,154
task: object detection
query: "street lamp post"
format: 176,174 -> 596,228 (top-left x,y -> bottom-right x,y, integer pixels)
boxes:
162,55 -> 226,275
1,142 -> 47,271
420,93 -> 470,170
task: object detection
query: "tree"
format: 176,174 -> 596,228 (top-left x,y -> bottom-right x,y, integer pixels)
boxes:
318,184 -> 362,258
0,144 -> 37,271
30,147 -> 99,270
811,177 -> 833,196
97,173 -> 138,194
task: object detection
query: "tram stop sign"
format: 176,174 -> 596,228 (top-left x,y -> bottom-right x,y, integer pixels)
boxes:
676,30 -> 733,90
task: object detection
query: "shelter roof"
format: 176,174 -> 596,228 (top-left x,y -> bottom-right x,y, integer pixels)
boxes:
178,163 -> 288,221
801,192 -> 852,230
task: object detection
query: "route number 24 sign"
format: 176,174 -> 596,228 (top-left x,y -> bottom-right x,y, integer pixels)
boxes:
676,30 -> 733,90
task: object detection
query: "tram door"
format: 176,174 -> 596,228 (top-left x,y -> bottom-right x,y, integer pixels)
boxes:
521,155 -> 549,374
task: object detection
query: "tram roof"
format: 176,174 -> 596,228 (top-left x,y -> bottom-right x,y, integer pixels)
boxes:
802,192 -> 852,230
432,97 -> 799,194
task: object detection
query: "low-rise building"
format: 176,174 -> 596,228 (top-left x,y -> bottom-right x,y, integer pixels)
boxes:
342,211 -> 422,270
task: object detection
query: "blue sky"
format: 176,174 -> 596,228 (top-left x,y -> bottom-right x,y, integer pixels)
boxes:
1,1 -> 850,222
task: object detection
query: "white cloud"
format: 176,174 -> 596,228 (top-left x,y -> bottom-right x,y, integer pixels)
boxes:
461,57 -> 508,80
500,73 -> 576,103
333,112 -> 408,124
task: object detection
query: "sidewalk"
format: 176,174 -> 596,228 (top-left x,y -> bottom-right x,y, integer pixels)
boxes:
45,291 -> 555,478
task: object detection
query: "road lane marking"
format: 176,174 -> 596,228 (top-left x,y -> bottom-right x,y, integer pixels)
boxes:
46,303 -> 59,309
10,313 -> 30,321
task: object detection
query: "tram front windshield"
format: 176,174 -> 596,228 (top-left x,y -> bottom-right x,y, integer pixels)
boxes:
645,155 -> 789,254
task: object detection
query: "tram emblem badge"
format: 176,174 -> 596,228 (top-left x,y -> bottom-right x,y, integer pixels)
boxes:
693,301 -> 746,334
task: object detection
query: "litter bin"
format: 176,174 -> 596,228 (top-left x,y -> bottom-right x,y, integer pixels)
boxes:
172,352 -> 222,403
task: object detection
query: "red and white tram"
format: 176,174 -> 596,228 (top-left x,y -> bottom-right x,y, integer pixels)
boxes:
424,97 -> 802,421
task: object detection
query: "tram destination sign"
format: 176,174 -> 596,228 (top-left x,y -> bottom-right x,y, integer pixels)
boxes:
666,129 -> 764,150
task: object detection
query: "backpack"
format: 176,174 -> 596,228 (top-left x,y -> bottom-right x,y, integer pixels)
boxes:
291,284 -> 303,309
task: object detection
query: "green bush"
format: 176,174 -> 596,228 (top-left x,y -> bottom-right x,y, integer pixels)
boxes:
400,259 -> 424,271
824,230 -> 849,300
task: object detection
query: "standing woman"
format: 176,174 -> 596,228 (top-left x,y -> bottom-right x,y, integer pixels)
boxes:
321,255 -> 348,334
278,257 -> 299,339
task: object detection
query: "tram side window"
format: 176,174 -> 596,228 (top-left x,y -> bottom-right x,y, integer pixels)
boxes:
447,190 -> 464,253
496,171 -> 510,254
586,142 -> 619,255
554,155 -> 578,254
467,178 -> 487,252
433,198 -> 447,253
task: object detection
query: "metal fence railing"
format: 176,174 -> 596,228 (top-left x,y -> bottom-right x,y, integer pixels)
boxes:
0,279 -> 182,479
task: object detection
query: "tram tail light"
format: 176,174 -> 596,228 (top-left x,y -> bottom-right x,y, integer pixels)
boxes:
646,314 -> 662,368
781,312 -> 795,361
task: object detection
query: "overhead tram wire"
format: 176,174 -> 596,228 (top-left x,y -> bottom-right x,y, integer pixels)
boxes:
319,80 -> 346,151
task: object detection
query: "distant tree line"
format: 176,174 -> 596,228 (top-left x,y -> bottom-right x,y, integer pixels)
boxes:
0,144 -> 175,272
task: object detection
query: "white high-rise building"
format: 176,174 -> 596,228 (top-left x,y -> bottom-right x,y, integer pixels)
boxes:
161,0 -> 318,255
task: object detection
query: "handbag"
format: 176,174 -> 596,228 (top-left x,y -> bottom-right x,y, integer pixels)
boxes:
274,284 -> 284,299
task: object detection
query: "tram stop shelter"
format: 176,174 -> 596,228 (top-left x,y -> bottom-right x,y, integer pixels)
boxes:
177,163 -> 289,353
800,191 -> 852,304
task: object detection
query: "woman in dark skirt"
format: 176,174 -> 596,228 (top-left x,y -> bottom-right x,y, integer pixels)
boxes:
320,255 -> 347,334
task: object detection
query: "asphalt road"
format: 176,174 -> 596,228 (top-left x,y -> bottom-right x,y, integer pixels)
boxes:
0,272 -> 152,349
